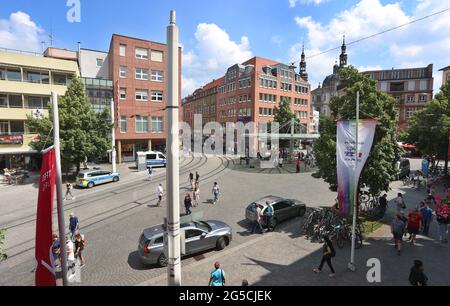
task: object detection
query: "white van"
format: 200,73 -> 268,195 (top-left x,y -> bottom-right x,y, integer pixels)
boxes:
136,151 -> 167,168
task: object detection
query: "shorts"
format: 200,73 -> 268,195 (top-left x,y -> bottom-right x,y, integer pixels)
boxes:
158,195 -> 162,201
407,227 -> 419,235
393,233 -> 403,240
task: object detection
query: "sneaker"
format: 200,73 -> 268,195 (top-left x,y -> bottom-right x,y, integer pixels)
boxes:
397,250 -> 401,255
313,268 -> 321,273
329,273 -> 336,278
80,263 -> 86,268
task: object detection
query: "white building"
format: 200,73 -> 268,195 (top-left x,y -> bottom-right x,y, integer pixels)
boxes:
78,48 -> 110,79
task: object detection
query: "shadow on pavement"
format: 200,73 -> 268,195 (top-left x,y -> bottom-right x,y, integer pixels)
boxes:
127,251 -> 158,271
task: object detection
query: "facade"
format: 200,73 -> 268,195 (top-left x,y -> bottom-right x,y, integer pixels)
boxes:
108,34 -> 181,163
364,64 -> 434,129
439,66 -> 450,87
0,48 -> 79,169
311,37 -> 348,117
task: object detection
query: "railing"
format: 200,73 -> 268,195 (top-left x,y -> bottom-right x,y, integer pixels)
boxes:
0,47 -> 43,57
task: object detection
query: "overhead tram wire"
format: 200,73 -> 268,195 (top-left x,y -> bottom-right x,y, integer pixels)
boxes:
306,7 -> 450,59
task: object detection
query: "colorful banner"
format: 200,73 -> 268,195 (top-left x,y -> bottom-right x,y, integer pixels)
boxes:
0,134 -> 23,144
35,147 -> 57,286
337,119 -> 377,216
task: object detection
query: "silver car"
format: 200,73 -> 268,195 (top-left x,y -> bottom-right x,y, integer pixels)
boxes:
245,195 -> 307,229
138,220 -> 232,267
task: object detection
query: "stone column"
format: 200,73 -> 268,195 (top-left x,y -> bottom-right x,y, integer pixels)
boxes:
117,140 -> 122,164
148,139 -> 152,151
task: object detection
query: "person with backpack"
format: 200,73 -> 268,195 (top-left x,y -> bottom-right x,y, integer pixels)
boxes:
209,262 -> 226,286
391,213 -> 406,255
74,233 -> 86,268
212,182 -> 220,205
313,236 -> 336,278
435,201 -> 449,243
409,260 -> 428,286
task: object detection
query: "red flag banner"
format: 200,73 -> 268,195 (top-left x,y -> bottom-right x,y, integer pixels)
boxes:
35,147 -> 57,286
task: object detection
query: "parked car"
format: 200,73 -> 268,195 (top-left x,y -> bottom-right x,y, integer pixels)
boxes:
395,159 -> 410,180
138,220 -> 232,267
245,195 -> 306,229
136,151 -> 167,168
77,168 -> 120,188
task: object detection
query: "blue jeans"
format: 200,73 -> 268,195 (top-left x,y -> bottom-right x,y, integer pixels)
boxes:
251,220 -> 264,234
438,223 -> 448,241
213,193 -> 219,203
185,205 -> 192,215
422,219 -> 431,235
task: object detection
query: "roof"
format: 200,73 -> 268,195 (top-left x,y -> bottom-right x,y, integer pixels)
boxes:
254,195 -> 282,206
439,66 -> 450,71
111,34 -> 167,46
203,76 -> 224,90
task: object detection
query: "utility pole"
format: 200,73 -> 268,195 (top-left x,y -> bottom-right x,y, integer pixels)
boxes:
166,10 -> 181,286
111,98 -> 117,173
348,91 -> 359,272
52,92 -> 69,285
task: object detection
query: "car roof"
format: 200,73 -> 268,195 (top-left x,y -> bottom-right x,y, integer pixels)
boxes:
78,169 -> 105,174
254,195 -> 283,206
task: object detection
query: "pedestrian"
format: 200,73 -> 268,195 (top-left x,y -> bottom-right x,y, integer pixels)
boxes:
409,260 -> 428,286
147,166 -> 153,181
296,158 -> 301,173
74,233 -> 86,267
209,262 -> 226,286
193,185 -> 200,207
265,201 -> 274,232
66,235 -> 76,277
195,172 -> 200,185
391,213 -> 406,255
407,208 -> 422,245
51,234 -> 61,269
184,193 -> 193,215
156,184 -> 164,207
395,193 -> 406,215
435,201 -> 449,243
313,236 -> 336,278
189,172 -> 194,189
378,194 -> 388,219
212,182 -> 220,205
251,203 -> 264,235
64,182 -> 75,201
420,202 -> 433,236
69,213 -> 79,242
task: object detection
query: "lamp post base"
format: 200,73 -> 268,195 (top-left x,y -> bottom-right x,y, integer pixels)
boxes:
347,262 -> 356,272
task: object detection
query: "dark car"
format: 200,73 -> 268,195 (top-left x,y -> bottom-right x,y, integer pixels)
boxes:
245,195 -> 307,229
395,159 -> 411,180
138,220 -> 232,267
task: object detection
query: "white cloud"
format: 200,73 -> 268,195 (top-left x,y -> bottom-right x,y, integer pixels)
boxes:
181,76 -> 200,99
358,65 -> 383,72
182,23 -> 253,97
414,0 -> 450,32
289,0 -> 330,8
271,35 -> 283,46
0,11 -> 44,52
390,44 -> 424,59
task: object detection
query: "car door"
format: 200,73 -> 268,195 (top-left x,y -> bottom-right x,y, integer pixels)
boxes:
147,154 -> 157,166
185,229 -> 207,254
273,201 -> 292,222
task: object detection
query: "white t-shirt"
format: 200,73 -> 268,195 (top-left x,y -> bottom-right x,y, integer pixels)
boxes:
66,240 -> 75,261
157,186 -> 164,196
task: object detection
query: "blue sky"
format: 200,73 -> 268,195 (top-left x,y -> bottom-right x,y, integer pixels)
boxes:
1,0 -> 449,96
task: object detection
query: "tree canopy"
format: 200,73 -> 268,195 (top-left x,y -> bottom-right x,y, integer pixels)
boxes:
313,66 -> 402,195
27,75 -> 113,173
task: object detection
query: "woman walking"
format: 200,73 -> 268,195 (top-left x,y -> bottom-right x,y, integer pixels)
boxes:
74,233 -> 86,267
184,193 -> 193,215
313,236 -> 336,278
435,201 -> 449,243
193,185 -> 200,207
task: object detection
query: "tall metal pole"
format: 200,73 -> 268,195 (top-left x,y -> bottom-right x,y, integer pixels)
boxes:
166,10 -> 181,286
111,98 -> 117,173
52,92 -> 69,285
348,91 -> 359,272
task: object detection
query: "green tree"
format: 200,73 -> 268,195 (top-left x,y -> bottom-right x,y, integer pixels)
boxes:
273,97 -> 300,148
27,75 -> 113,173
313,66 -> 401,196
404,82 -> 450,168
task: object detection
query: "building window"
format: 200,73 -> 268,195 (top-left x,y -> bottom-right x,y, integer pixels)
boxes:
390,82 -> 404,92
26,71 -> 49,84
151,70 -> 164,82
0,121 -> 8,134
28,96 -> 49,109
8,95 -> 23,108
152,116 -> 163,132
406,108 -> 415,118
120,116 -> 127,133
120,88 -> 127,100
135,48 -> 149,59
10,121 -> 25,134
151,91 -> 163,102
135,68 -> 149,80
135,89 -> 148,101
119,66 -> 127,78
0,94 -> 6,108
151,50 -> 164,62
135,115 -> 148,133
419,95 -> 427,102
96,58 -> 104,67
406,95 -> 415,103
120,44 -> 126,56
0,68 -> 5,80
6,69 -> 21,81
53,74 -> 71,86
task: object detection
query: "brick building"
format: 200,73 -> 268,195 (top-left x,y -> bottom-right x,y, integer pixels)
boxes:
439,66 -> 450,87
108,34 -> 181,162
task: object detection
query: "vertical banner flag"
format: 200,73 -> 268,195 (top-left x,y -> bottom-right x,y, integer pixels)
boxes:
337,119 -> 377,215
35,147 -> 57,286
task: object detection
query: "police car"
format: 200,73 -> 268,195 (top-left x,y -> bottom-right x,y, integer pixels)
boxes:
77,168 -> 120,188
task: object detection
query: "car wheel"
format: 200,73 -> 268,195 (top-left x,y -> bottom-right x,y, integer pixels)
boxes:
113,176 -> 119,182
158,254 -> 168,267
216,237 -> 227,251
87,182 -> 94,188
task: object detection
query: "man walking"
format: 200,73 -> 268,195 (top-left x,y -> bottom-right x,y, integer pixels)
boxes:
147,166 -> 153,181
156,184 -> 164,207
66,235 -> 76,279
407,208 -> 422,245
409,260 -> 428,286
212,182 -> 220,205
251,203 -> 264,234
189,172 -> 194,189
195,172 -> 200,185
51,234 -> 61,269
391,213 -> 406,255
420,202 -> 433,236
69,213 -> 79,242
64,182 -> 75,201
265,201 -> 274,232
378,194 -> 388,219
209,262 -> 226,286
184,193 -> 193,215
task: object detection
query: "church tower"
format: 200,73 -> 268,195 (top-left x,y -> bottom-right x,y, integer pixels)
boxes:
299,44 -> 308,81
339,35 -> 348,68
